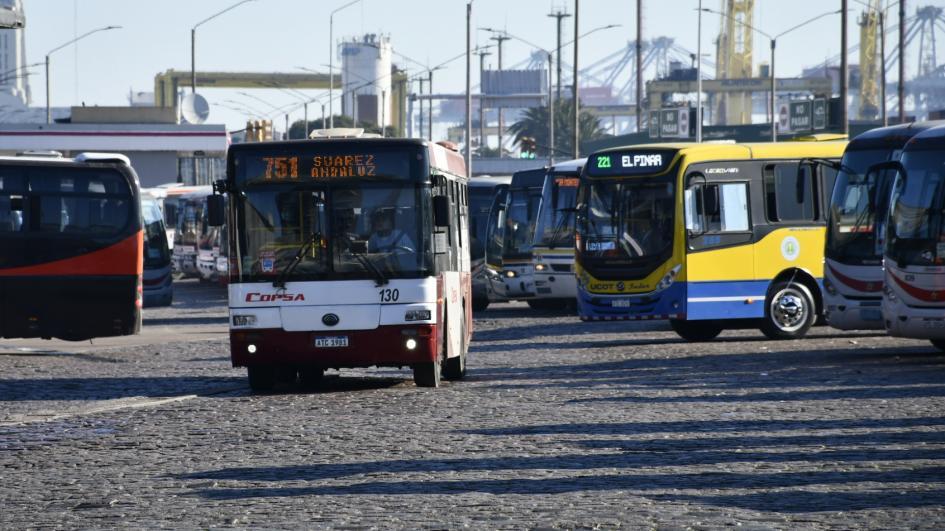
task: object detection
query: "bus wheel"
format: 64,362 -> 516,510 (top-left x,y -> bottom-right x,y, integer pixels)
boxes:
670,319 -> 723,342
247,366 -> 276,393
761,281 -> 815,340
472,297 -> 490,312
413,359 -> 441,388
931,339 -> 945,353
300,367 -> 325,389
444,313 -> 468,380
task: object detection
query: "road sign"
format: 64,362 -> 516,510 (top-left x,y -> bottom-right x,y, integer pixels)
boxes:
659,109 -> 691,139
648,110 -> 661,138
789,101 -> 812,132
778,103 -> 791,133
812,98 -> 827,130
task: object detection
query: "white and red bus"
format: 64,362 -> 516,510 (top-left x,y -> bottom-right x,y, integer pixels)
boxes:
874,124 -> 945,353
210,131 -> 472,390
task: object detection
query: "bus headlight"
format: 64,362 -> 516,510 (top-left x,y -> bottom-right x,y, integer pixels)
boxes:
405,309 -> 432,321
534,263 -> 547,272
247,344 -> 258,354
823,277 -> 838,296
657,265 -> 682,291
232,314 -> 257,327
884,285 -> 898,303
405,338 -> 418,350
505,270 -> 517,278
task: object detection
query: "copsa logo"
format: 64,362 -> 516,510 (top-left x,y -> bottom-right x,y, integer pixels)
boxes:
245,292 -> 306,302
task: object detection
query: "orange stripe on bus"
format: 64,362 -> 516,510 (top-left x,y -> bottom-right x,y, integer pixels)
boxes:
0,231 -> 143,277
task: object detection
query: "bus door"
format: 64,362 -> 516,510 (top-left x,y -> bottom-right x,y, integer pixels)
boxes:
484,186 -> 510,298
683,163 -> 755,319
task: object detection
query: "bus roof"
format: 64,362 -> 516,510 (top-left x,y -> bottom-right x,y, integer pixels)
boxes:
845,120 -> 945,152
592,140 -> 848,163
902,123 -> 945,152
550,158 -> 587,174
510,167 -> 548,188
469,175 -> 512,188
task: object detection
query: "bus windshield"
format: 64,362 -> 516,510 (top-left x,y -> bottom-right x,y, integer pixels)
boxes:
503,185 -> 542,257
469,186 -> 497,257
826,150 -> 896,264
142,196 -> 170,268
887,151 -> 945,267
534,174 -> 579,248
581,177 -> 675,261
236,183 -> 431,282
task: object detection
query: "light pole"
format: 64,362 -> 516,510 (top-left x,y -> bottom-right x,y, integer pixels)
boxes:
572,0 -> 579,158
46,25 -> 121,124
192,0 -> 257,95
697,0 -> 703,142
329,0 -> 362,129
466,1 -> 473,176
700,7 -> 840,141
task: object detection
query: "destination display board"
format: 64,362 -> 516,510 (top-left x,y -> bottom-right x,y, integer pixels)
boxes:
233,147 -> 420,185
586,149 -> 677,177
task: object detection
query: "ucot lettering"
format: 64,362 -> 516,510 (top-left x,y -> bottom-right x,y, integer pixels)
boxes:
245,293 -> 306,302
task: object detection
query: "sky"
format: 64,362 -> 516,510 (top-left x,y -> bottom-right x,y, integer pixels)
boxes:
16,0 -> 940,132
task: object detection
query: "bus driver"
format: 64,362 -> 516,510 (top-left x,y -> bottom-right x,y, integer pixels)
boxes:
368,207 -> 415,254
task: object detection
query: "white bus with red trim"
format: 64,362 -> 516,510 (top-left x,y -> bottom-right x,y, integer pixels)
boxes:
209,132 -> 472,390
874,125 -> 945,353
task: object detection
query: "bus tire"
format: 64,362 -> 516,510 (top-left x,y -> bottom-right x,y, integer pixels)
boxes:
472,297 -> 490,312
444,312 -> 467,380
931,339 -> 945,353
247,366 -> 276,393
761,280 -> 816,340
300,367 -> 324,389
413,359 -> 441,388
670,319 -> 723,342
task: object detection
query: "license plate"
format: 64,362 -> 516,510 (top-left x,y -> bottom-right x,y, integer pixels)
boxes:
859,308 -> 882,321
611,299 -> 631,308
315,336 -> 349,348
922,319 -> 945,329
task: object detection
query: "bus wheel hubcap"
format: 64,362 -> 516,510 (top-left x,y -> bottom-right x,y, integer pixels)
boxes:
772,289 -> 806,331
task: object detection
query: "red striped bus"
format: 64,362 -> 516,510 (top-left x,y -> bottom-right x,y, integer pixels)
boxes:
209,132 -> 472,390
0,152 -> 143,340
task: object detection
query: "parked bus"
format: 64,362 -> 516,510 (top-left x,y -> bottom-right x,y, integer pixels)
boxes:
529,158 -> 585,310
483,182 -> 512,307
0,152 -> 142,340
469,175 -> 511,311
824,122 -> 943,330
197,194 -> 225,282
876,125 -> 945,353
484,167 -> 546,303
142,192 -> 174,306
211,133 -> 472,390
575,140 -> 846,341
172,186 -> 212,279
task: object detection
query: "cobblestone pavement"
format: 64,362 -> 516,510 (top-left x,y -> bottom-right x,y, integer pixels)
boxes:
2,282 -> 945,529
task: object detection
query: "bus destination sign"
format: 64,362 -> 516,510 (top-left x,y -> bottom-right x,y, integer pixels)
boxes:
587,149 -> 676,177
236,149 -> 414,184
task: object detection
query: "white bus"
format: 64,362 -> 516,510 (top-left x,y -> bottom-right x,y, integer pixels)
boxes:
209,133 -> 472,390
875,124 -> 945,352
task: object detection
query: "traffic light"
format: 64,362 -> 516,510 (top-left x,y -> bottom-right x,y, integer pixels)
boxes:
519,136 -> 537,159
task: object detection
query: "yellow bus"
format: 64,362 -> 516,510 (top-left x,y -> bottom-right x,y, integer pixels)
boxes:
575,140 -> 847,341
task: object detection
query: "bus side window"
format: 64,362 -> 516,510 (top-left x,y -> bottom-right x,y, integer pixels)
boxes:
687,183 -> 749,234
764,163 -> 815,223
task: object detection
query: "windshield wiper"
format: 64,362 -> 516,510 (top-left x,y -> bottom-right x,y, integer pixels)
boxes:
547,208 -> 575,249
342,239 -> 389,286
273,234 -> 318,289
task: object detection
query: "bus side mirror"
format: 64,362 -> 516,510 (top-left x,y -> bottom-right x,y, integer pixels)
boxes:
433,195 -> 451,227
207,195 -> 225,227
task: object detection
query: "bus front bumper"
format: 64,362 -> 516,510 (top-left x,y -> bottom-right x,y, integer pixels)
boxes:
533,272 -> 576,299
229,324 -> 439,368
824,292 -> 884,330
882,298 -> 945,340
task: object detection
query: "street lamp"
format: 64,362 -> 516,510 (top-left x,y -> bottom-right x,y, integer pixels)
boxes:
466,1 -> 473,176
329,0 -> 362,128
700,7 -> 841,141
192,0 -> 258,95
46,25 -> 121,124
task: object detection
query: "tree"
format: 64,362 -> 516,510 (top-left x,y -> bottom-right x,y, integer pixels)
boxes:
507,99 -> 606,158
289,115 -> 397,139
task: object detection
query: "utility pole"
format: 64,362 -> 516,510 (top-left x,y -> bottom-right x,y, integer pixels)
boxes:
880,10 -> 887,126
636,0 -> 643,133
548,8 -> 571,101
572,0 -> 579,159
491,32 -> 510,157
477,49 -> 491,151
898,0 -> 905,123
418,77 -> 425,139
841,0 -> 849,135
465,1 -> 472,175
428,69 -> 434,141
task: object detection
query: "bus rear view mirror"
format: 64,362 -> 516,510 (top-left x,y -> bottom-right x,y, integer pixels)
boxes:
433,195 -> 451,227
207,195 -> 225,227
